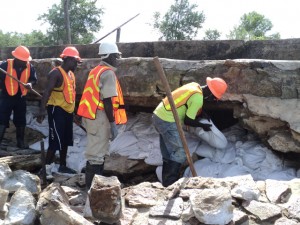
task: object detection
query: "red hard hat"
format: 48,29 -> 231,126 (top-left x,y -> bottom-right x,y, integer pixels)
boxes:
12,46 -> 32,62
206,77 -> 228,99
60,46 -> 82,62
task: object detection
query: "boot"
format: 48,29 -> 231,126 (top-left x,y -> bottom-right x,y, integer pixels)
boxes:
162,159 -> 182,187
16,126 -> 29,149
0,125 -> 6,147
58,146 -> 77,174
85,161 -> 104,190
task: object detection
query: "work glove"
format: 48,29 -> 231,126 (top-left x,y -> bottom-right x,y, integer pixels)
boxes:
24,83 -> 32,90
110,122 -> 118,141
198,122 -> 212,132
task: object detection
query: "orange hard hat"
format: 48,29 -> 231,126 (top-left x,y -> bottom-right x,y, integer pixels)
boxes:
60,46 -> 82,62
206,77 -> 228,99
12,46 -> 32,62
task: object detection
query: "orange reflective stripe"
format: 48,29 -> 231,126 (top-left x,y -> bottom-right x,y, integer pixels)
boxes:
79,99 -> 96,118
77,66 -> 111,119
57,67 -> 76,104
19,63 -> 30,96
6,60 -> 17,96
113,79 -> 127,124
5,59 -> 30,96
77,65 -> 127,124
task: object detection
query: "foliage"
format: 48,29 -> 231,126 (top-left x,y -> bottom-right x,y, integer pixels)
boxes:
227,11 -> 280,40
0,30 -> 50,47
38,0 -> 103,45
153,0 -> 205,41
203,29 -> 221,40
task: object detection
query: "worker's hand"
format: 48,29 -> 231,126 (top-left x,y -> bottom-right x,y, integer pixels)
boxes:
36,110 -> 47,124
200,111 -> 211,122
110,122 -> 118,141
198,122 -> 212,132
24,83 -> 32,90
73,115 -> 82,126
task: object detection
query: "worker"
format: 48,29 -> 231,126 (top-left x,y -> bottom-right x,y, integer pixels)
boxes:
0,46 -> 37,149
77,42 -> 127,189
152,78 -> 228,187
36,46 -> 81,174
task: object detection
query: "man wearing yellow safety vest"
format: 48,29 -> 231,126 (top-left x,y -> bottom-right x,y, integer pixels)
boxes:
77,42 -> 127,189
152,78 -> 228,187
36,46 -> 82,174
0,46 -> 37,149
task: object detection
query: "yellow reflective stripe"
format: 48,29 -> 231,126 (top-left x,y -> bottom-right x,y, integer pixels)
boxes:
79,99 -> 96,118
92,75 -> 100,92
165,90 -> 193,110
91,95 -> 100,106
67,82 -> 73,103
98,102 -> 104,108
82,87 -> 100,106
9,61 -> 15,94
83,86 -> 94,94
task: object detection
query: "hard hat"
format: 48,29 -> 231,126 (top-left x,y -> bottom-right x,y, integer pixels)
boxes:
206,77 -> 228,99
12,46 -> 32,62
98,42 -> 121,59
60,46 -> 82,62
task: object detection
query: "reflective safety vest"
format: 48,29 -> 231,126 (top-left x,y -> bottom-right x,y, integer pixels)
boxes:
56,66 -> 76,104
77,65 -> 127,124
162,82 -> 203,111
5,59 -> 30,96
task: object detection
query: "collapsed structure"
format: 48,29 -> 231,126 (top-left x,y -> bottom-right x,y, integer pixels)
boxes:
0,39 -> 300,224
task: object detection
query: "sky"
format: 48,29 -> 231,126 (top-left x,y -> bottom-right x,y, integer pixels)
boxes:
1,0 -> 300,43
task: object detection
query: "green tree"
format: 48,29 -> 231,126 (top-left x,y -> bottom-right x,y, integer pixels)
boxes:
0,30 -> 49,47
203,29 -> 221,40
227,11 -> 280,40
153,0 -> 205,41
38,0 -> 103,45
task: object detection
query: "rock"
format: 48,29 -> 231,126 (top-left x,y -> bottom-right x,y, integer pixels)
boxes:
242,200 -> 281,222
89,175 -> 122,224
5,187 -> 36,225
36,182 -> 92,225
190,188 -> 233,225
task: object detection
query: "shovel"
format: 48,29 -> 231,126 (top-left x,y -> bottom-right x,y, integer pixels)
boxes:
0,67 -> 42,98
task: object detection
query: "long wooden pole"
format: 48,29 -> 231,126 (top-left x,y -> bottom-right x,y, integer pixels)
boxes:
153,57 -> 197,177
40,140 -> 47,187
0,67 -> 42,98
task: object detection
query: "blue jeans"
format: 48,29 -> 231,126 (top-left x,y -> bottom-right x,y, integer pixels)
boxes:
152,114 -> 186,164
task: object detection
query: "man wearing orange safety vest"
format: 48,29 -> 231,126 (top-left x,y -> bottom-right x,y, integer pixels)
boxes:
0,46 -> 37,149
152,78 -> 228,187
77,42 -> 127,189
36,46 -> 82,175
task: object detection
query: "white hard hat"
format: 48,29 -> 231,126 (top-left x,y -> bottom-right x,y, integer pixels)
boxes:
98,42 -> 121,59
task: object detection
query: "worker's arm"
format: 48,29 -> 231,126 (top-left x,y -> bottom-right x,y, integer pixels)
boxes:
184,115 -> 212,131
103,98 -> 114,122
100,69 -> 118,140
184,93 -> 211,131
36,69 -> 61,123
103,97 -> 118,140
24,65 -> 38,89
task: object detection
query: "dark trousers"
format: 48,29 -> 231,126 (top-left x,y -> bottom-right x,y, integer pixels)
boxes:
0,96 -> 26,127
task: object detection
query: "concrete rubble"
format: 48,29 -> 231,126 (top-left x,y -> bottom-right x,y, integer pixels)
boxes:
0,164 -> 299,224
